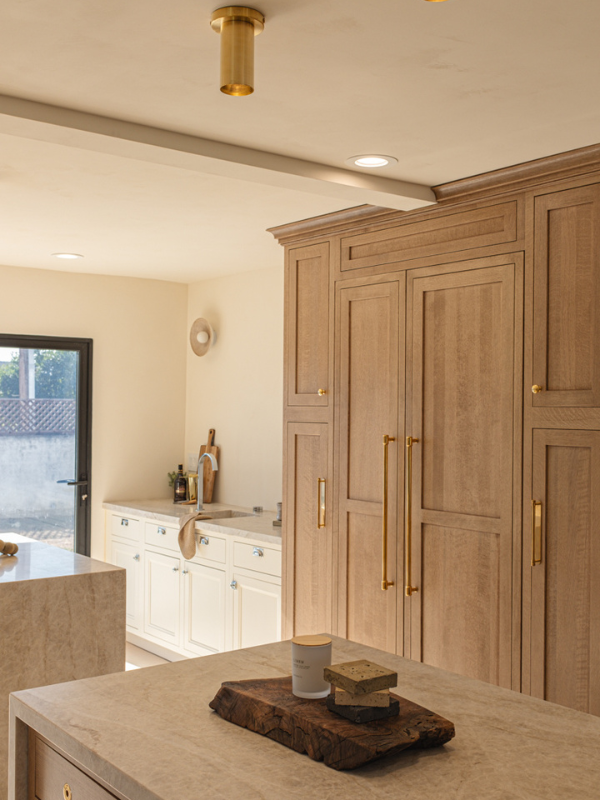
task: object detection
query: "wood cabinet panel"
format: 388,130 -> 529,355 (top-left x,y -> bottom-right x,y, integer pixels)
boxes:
341,202 -> 517,272
284,422 -> 330,638
336,279 -> 404,654
533,184 -> 600,407
182,561 -> 226,655
527,429 -> 600,715
407,259 -> 520,688
144,549 -> 181,647
286,242 -> 330,406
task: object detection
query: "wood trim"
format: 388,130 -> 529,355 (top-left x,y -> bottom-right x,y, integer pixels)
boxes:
435,143 -> 600,203
268,205 -> 398,244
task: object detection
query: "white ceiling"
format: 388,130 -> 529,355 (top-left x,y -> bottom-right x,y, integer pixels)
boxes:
1,0 -> 599,282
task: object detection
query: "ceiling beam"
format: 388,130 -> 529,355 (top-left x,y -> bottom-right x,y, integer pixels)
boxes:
0,94 -> 435,212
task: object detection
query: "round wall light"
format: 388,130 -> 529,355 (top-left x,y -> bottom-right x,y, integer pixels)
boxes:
190,318 -> 216,357
52,253 -> 84,259
345,155 -> 398,169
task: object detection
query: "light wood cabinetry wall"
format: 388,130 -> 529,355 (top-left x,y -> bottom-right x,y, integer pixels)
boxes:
271,143 -> 600,714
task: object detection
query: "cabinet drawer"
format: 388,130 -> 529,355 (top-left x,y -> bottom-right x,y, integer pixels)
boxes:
110,513 -> 140,543
195,531 -> 226,564
35,737 -> 116,800
233,541 -> 281,577
341,201 -> 517,272
145,521 -> 179,552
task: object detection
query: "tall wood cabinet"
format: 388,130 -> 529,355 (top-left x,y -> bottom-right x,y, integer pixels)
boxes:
272,144 -> 600,714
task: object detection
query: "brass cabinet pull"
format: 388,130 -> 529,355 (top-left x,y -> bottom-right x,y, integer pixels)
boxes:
532,385 -> 543,394
63,785 -> 72,800
317,388 -> 327,396
405,437 -> 419,596
382,435 -> 396,591
317,478 -> 326,528
531,500 -> 542,566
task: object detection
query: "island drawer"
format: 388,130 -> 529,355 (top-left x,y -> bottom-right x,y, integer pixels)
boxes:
145,521 -> 179,552
195,531 -> 226,564
110,513 -> 141,543
233,541 -> 281,577
34,737 -> 116,800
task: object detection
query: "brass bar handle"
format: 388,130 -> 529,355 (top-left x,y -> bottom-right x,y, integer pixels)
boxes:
317,478 -> 326,529
405,436 -> 419,596
531,500 -> 542,566
382,435 -> 396,591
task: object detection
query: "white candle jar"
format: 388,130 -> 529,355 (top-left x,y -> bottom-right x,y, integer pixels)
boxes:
291,635 -> 332,699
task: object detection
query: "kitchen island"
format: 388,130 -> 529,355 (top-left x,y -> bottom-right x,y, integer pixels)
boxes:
0,535 -> 125,799
9,636 -> 600,800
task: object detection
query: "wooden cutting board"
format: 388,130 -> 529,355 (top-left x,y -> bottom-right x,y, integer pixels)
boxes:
198,428 -> 219,503
209,677 -> 455,770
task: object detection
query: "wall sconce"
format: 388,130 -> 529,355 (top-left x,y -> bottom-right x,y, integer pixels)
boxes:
190,318 -> 216,357
210,6 -> 265,96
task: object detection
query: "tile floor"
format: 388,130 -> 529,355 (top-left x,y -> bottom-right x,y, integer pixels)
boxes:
126,642 -> 171,671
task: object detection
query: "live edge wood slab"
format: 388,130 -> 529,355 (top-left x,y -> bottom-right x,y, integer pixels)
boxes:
209,677 -> 455,770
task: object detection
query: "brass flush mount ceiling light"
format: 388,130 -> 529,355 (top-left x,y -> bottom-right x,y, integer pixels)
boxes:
211,6 -> 265,96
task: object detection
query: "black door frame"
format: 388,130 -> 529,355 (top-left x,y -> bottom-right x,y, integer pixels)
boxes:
0,333 -> 93,556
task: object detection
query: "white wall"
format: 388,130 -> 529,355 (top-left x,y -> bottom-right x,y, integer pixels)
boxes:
0,264 -> 188,559
185,266 -> 283,511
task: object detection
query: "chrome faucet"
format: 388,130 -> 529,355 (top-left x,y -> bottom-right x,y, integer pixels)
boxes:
196,452 -> 218,512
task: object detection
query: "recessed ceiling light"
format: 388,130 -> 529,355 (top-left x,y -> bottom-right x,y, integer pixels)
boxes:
52,253 -> 84,259
346,155 -> 398,169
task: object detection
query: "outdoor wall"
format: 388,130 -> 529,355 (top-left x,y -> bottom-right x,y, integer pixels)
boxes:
0,434 -> 74,513
0,263 -> 188,559
185,266 -> 283,512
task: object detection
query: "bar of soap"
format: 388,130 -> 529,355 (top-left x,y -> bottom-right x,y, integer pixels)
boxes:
326,693 -> 400,724
324,660 -> 397,695
334,688 -> 390,707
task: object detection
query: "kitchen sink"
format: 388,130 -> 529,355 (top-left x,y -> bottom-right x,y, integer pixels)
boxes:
197,509 -> 252,520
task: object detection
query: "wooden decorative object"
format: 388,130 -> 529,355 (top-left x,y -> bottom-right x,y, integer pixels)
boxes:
324,660 -> 397,695
198,428 -> 219,503
209,677 -> 455,770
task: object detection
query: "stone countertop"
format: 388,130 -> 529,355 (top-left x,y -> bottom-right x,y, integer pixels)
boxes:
10,636 -> 600,800
103,499 -> 282,546
0,535 -> 122,584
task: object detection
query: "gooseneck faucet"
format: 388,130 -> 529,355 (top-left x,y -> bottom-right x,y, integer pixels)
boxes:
196,452 -> 219,512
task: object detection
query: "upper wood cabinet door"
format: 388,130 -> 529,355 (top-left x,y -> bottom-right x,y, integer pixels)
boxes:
283,421 -> 330,639
285,242 -> 330,406
527,429 -> 600,716
407,257 -> 522,689
335,278 -> 404,655
533,184 -> 600,407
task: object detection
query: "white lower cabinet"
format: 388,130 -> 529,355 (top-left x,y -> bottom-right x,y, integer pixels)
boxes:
107,511 -> 281,659
144,548 -> 181,647
231,571 -> 281,650
109,539 -> 143,630
182,560 -> 227,656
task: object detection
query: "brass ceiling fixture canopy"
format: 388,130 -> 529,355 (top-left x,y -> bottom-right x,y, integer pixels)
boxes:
210,6 -> 265,96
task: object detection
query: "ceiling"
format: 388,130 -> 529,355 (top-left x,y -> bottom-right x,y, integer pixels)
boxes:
1,0 -> 599,282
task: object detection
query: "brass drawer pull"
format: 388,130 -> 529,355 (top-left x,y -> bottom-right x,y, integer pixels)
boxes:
532,385 -> 543,394
531,500 -> 542,566
317,478 -> 326,529
382,435 -> 396,591
63,784 -> 72,800
317,388 -> 327,396
405,437 -> 419,596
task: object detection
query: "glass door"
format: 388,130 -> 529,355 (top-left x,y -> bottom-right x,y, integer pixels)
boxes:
0,334 -> 92,556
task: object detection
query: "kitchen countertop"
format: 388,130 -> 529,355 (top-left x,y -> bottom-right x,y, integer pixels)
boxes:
0,534 -> 122,582
103,499 -> 282,546
10,636 -> 600,800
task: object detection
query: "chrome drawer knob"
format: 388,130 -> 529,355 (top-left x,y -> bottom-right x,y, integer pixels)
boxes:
200,536 -> 209,546
133,554 -> 140,561
158,527 -> 166,535
172,566 -> 179,572
121,519 -> 129,526
253,547 -> 264,557
230,580 -> 237,589
182,569 -> 189,575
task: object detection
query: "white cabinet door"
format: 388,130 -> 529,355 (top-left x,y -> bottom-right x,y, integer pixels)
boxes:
231,572 -> 281,650
110,539 -> 142,630
144,549 -> 181,647
182,561 -> 227,656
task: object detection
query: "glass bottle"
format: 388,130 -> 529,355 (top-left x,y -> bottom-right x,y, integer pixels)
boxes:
174,464 -> 187,503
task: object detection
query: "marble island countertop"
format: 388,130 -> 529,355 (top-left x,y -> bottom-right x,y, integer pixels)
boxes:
10,636 -> 600,800
103,499 -> 282,546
